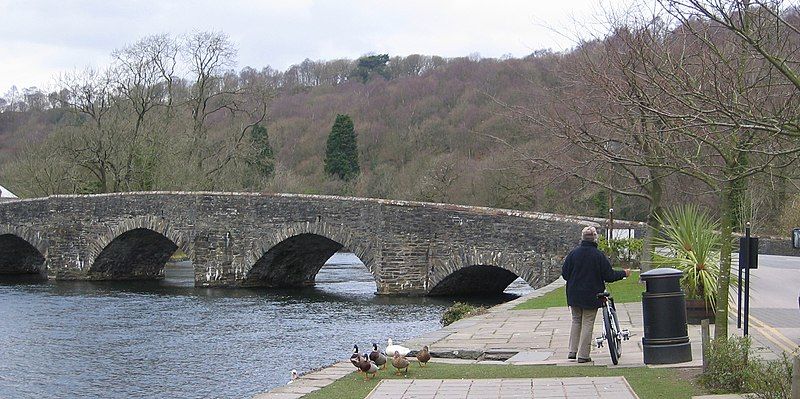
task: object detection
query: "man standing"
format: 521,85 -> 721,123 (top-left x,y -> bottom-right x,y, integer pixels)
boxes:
562,226 -> 630,363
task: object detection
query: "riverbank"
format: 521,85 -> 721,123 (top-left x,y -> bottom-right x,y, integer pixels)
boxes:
252,278 -> 663,398
251,280 -> 568,398
253,274 -> 785,399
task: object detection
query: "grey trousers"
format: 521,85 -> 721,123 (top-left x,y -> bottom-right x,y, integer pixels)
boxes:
569,306 -> 598,359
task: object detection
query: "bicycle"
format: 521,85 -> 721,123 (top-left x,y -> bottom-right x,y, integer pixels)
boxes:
594,291 -> 630,365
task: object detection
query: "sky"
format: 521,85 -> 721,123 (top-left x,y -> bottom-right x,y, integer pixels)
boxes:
0,0 -> 613,95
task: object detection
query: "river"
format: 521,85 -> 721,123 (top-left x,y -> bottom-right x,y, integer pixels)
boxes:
0,253 -> 532,399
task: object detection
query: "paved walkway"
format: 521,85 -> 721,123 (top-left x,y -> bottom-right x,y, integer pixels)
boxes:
365,377 -> 638,399
253,277 -> 776,398
252,362 -> 353,399
404,278 -> 699,368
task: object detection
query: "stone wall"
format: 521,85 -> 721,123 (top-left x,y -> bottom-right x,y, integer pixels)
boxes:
0,192 -> 599,295
735,236 -> 800,257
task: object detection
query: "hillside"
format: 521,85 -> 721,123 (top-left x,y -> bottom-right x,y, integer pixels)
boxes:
0,29 -> 797,235
0,52 -> 616,218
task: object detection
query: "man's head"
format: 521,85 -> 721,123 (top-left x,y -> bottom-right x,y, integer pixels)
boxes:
581,226 -> 598,242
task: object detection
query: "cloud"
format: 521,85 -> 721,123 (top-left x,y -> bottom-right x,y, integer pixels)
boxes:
0,0 -> 601,93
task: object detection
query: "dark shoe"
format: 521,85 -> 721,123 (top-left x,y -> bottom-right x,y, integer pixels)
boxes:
577,357 -> 592,363
568,352 -> 576,360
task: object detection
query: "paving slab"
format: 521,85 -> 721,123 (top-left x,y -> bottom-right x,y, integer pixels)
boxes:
507,351 -> 556,364
365,377 -> 639,399
251,361 -> 354,399
251,393 -> 304,399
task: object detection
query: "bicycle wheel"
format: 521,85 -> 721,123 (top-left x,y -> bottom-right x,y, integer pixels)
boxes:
610,300 -> 623,358
603,306 -> 619,365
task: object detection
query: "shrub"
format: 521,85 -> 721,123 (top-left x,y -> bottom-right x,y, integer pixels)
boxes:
701,336 -> 793,398
598,236 -> 644,268
440,302 -> 486,326
745,354 -> 793,399
700,336 -> 751,393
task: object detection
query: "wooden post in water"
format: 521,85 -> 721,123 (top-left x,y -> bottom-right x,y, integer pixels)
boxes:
701,319 -> 710,372
792,355 -> 799,399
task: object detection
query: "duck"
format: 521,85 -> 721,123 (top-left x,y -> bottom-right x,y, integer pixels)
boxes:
369,343 -> 387,369
416,345 -> 431,367
392,350 -> 410,376
288,369 -> 298,384
350,344 -> 362,372
358,355 -> 379,380
386,338 -> 411,357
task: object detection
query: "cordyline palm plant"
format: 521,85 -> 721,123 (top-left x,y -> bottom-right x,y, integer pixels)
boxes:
652,204 -> 721,310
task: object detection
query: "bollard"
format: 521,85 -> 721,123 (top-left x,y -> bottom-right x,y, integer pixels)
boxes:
792,355 -> 799,399
701,319 -> 710,372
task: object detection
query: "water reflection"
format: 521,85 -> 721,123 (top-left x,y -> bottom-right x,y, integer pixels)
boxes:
0,253 -> 532,399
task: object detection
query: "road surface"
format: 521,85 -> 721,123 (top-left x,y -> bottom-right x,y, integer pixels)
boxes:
736,254 -> 800,354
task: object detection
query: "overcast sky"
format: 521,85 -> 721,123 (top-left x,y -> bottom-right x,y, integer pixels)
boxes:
0,0 -> 612,94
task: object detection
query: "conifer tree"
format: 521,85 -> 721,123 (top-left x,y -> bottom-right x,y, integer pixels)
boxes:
248,123 -> 274,178
324,114 -> 360,181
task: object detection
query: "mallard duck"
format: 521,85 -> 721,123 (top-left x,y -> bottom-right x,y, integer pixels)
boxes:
370,343 -> 387,369
358,355 -> 379,380
392,350 -> 410,376
416,345 -> 431,367
386,338 -> 410,357
350,345 -> 361,372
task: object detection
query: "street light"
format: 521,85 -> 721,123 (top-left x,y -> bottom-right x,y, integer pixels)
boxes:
608,208 -> 614,241
603,139 -> 622,243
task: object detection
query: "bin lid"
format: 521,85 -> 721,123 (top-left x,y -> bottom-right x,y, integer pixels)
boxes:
640,267 -> 683,280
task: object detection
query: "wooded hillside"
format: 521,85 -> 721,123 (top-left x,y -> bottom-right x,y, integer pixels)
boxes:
0,45 -> 602,215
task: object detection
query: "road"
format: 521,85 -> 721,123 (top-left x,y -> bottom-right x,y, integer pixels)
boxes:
736,254 -> 800,354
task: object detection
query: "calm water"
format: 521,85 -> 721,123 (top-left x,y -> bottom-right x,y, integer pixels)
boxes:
0,254 -> 532,399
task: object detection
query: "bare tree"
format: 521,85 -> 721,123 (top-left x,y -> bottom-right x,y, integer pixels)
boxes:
182,31 -> 237,143
110,34 -> 178,190
636,0 -> 800,339
178,31 -> 269,188
56,67 -> 120,192
523,0 -> 800,339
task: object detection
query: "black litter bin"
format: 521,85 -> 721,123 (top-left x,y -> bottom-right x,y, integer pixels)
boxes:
640,268 -> 692,364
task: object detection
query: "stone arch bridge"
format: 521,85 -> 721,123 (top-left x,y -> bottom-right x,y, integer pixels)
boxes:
0,192 -> 641,295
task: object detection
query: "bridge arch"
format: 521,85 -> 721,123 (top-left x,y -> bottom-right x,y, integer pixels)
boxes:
240,222 -> 378,288
0,225 -> 48,276
427,247 -> 538,296
87,216 -> 191,280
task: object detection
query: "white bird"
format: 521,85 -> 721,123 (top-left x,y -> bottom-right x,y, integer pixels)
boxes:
386,338 -> 411,357
288,369 -> 298,384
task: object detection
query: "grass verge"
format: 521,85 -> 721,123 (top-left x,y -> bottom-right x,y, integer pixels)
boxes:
513,270 -> 644,310
302,362 -> 705,399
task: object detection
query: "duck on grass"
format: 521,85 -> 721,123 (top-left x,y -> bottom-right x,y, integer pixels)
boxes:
345,338 -> 430,380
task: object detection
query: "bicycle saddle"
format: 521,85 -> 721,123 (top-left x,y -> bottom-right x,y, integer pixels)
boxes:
596,291 -> 610,298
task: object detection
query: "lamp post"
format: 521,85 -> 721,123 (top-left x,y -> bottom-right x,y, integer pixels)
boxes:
608,208 -> 614,241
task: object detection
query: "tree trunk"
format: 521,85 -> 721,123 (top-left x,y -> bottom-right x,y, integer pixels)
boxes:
714,179 -> 736,340
642,176 -> 663,272
641,223 -> 657,272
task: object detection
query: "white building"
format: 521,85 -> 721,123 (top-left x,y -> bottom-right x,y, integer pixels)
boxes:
0,184 -> 18,200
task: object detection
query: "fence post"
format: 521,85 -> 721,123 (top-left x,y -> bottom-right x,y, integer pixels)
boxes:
701,319 -> 710,372
792,355 -> 799,399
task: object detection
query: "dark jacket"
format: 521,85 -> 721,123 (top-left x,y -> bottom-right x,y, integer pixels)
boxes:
561,240 -> 627,309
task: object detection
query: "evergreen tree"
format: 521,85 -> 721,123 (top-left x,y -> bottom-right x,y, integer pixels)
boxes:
350,54 -> 390,83
248,123 -> 274,178
324,114 -> 360,181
